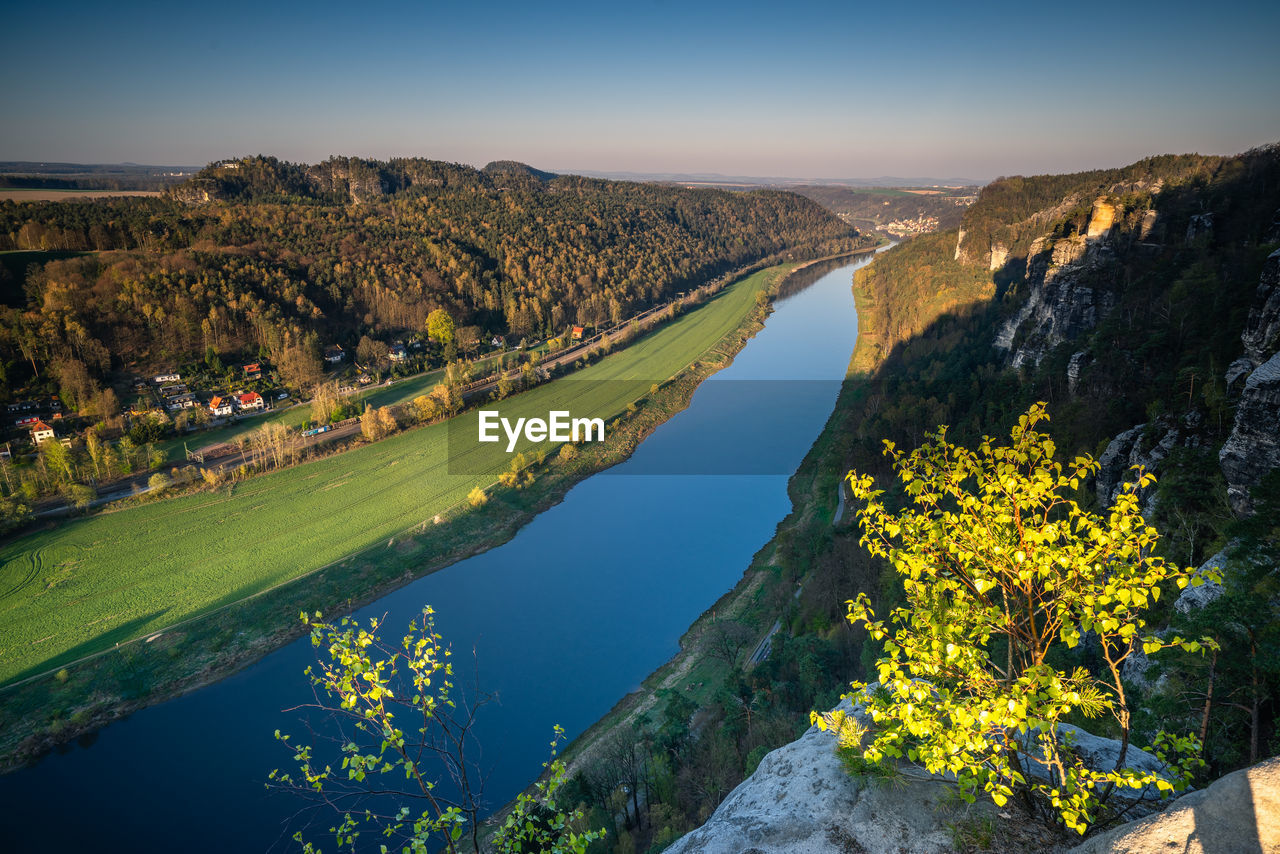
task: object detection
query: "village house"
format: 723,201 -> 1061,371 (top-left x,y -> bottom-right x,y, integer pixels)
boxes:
323,345 -> 344,364
153,372 -> 181,384
30,420 -> 56,445
165,393 -> 198,411
571,326 -> 585,340
236,391 -> 265,412
388,342 -> 408,362
208,396 -> 234,417
242,363 -> 262,378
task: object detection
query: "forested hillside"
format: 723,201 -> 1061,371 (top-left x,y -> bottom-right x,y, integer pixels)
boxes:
0,155 -> 862,407
808,143 -> 1280,778
577,145 -> 1280,854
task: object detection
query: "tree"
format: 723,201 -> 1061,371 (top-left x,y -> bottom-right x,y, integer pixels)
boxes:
707,618 -> 755,666
270,609 -> 602,854
360,403 -> 397,442
456,325 -> 481,358
427,308 -> 456,346
64,483 -> 95,511
820,404 -> 1213,835
279,338 -> 324,393
357,334 -> 390,370
310,380 -> 340,426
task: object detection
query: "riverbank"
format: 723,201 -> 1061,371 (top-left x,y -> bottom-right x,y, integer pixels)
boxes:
0,254 -> 868,774
498,249 -> 889,845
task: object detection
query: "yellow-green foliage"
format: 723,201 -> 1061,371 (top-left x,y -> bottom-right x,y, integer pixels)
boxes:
820,403 -> 1214,834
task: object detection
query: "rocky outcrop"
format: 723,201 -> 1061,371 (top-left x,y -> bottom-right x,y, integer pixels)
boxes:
1240,249 -> 1280,365
1087,198 -> 1119,238
1218,250 -> 1280,516
1138,209 -> 1160,242
993,275 -> 1114,370
1220,351 -> 1280,515
993,204 -> 1127,369
663,699 -> 970,854
1186,212 -> 1214,244
665,698 -> 1173,854
1067,350 -> 1090,394
1095,413 -> 1206,508
1068,756 -> 1280,854
1175,548 -> 1228,614
990,243 -> 1010,271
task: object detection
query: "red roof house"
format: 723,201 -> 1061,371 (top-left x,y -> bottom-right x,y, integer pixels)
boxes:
236,391 -> 265,412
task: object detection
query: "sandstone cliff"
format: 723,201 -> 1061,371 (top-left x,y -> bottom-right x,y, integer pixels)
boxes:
1221,250 -> 1280,515
663,698 -> 1204,854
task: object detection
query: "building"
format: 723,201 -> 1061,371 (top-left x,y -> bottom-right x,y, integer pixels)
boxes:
236,391 -> 265,412
153,372 -> 181,384
242,363 -> 262,378
388,343 -> 408,362
165,393 -> 198,411
571,326 -> 585,340
30,420 -> 56,445
208,396 -> 234,417
323,345 -> 344,364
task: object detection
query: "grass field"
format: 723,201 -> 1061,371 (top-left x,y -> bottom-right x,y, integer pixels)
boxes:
0,267 -> 780,685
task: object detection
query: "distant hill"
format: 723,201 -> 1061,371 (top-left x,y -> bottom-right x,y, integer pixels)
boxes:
792,185 -> 978,236
0,161 -> 198,191
481,160 -> 558,184
0,153 -> 867,394
566,169 -> 984,187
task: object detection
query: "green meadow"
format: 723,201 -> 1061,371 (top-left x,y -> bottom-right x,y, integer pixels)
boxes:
0,266 -> 780,685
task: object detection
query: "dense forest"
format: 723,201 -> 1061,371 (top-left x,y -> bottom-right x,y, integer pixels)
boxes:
0,155 -> 864,410
571,144 -> 1280,853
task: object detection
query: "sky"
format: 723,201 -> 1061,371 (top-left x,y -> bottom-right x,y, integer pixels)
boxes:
3,0 -> 1278,181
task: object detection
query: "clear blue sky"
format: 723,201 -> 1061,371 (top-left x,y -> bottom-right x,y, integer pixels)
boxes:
3,0 -> 1277,180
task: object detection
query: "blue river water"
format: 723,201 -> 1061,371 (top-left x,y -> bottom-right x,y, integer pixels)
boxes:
0,254 -> 870,852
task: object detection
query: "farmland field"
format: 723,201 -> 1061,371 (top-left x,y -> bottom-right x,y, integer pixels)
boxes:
0,190 -> 162,201
0,266 -> 782,685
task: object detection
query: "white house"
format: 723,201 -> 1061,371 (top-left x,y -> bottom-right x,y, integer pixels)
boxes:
236,391 -> 265,412
208,396 -> 234,417
30,420 -> 56,445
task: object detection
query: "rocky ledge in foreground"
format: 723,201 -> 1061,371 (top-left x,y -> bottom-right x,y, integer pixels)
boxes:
1067,755 -> 1280,854
663,700 -> 1280,854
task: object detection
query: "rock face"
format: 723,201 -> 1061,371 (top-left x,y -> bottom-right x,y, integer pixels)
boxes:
1240,249 -> 1280,366
1220,351 -> 1280,515
664,699 -> 1172,854
1087,198 -> 1119,238
663,699 -> 984,854
1067,756 -> 1280,854
993,220 -> 1122,369
1218,250 -> 1280,516
993,274 -> 1114,370
1094,413 -> 1206,509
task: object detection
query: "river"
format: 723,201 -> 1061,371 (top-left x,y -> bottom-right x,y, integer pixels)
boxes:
0,253 -> 872,852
